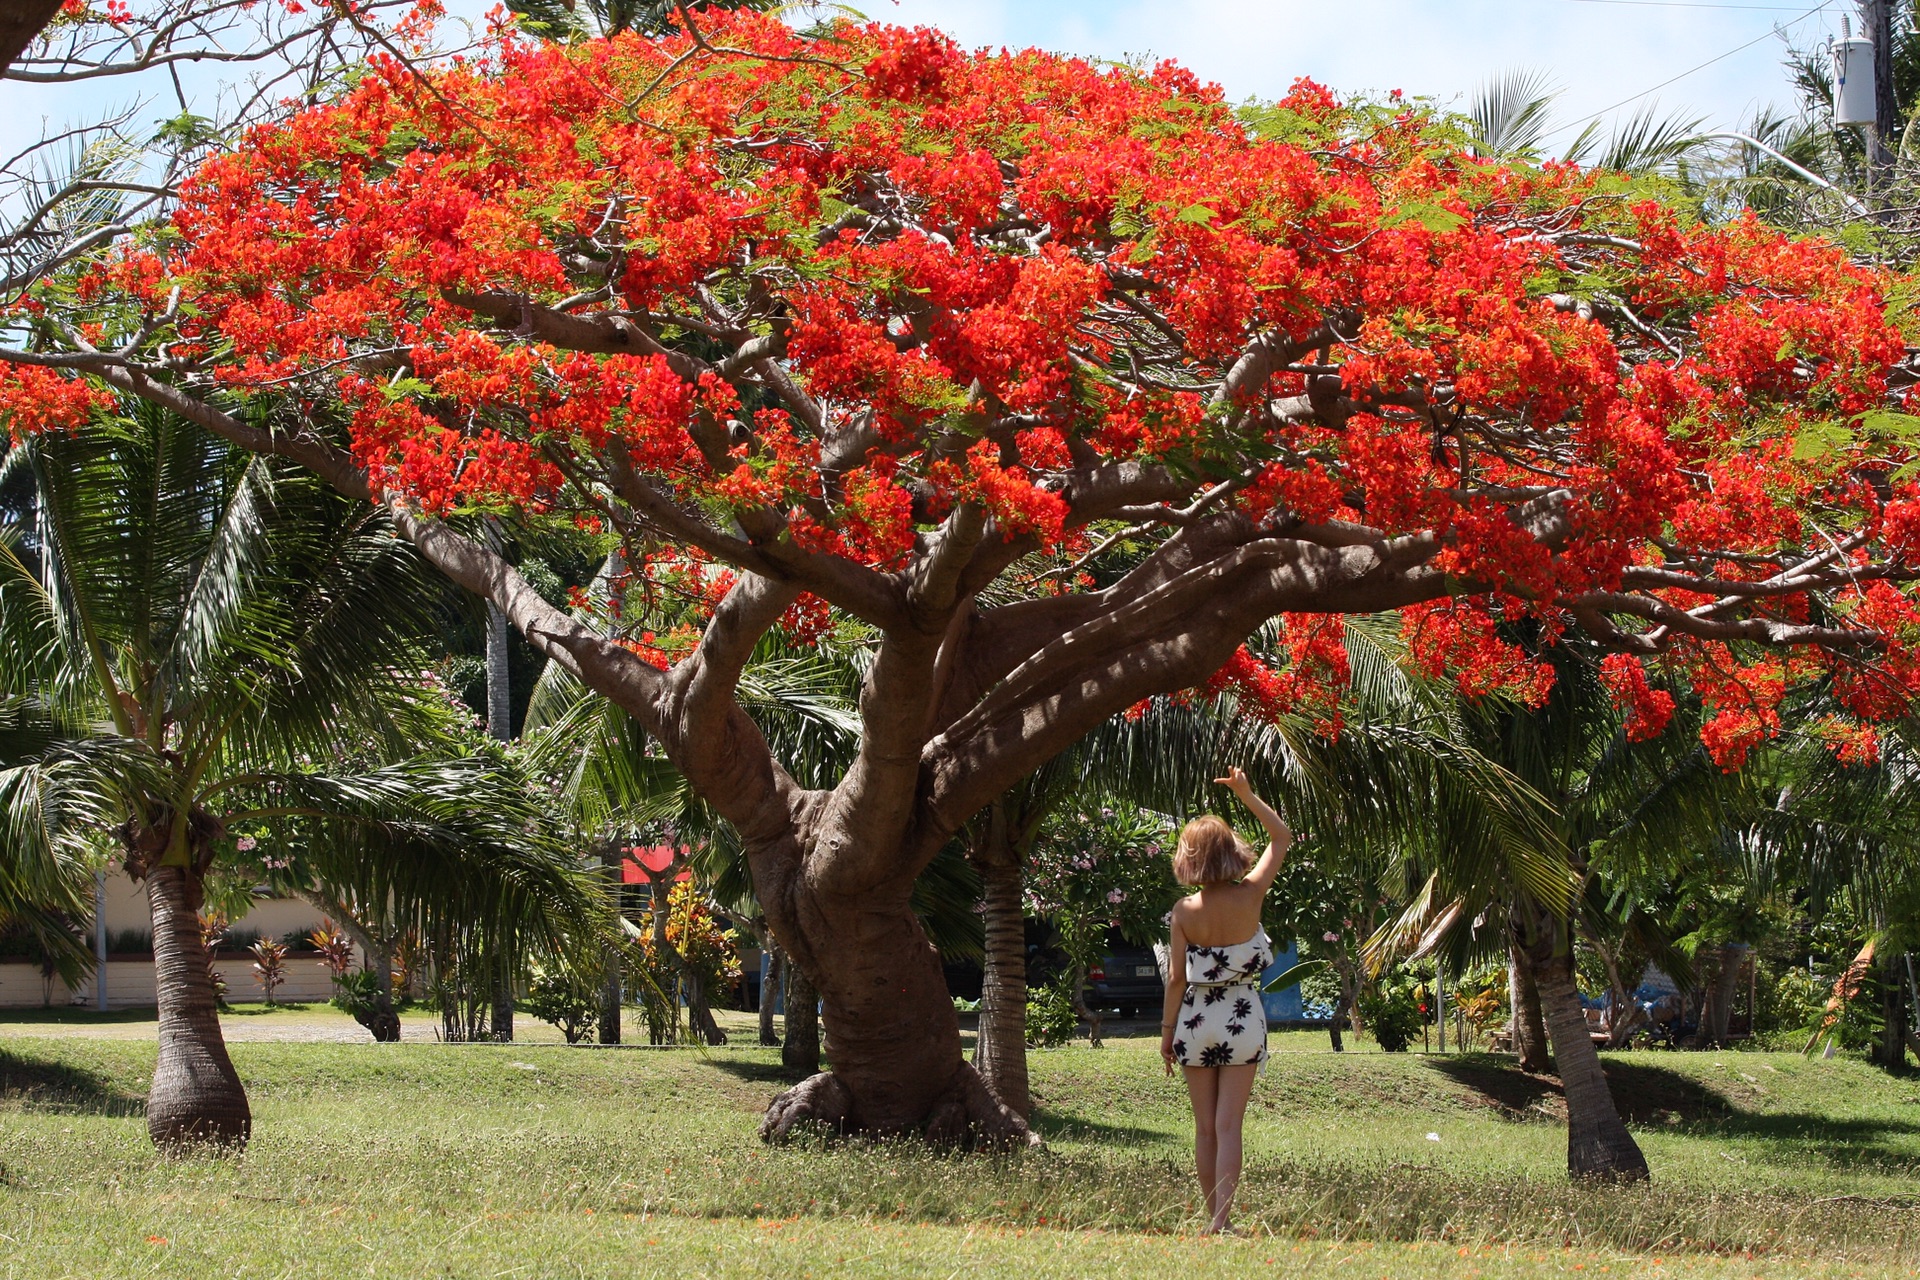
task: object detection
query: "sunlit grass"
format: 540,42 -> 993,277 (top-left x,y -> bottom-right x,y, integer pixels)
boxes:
2,1013 -> 1918,1277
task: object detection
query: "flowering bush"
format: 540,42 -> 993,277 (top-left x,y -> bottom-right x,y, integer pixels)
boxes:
1025,806 -> 1182,974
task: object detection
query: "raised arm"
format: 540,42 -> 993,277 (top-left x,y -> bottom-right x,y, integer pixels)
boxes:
1214,766 -> 1292,894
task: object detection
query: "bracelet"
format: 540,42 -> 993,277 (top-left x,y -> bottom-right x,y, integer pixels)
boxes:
1160,1021 -> 1176,1029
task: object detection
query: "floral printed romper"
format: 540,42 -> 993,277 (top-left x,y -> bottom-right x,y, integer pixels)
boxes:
1171,928 -> 1273,1068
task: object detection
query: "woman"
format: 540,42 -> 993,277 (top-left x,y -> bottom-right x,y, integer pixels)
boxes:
1158,765 -> 1292,1236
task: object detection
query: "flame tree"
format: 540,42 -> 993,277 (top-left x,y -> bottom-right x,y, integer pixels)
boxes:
8,14 -> 1920,1167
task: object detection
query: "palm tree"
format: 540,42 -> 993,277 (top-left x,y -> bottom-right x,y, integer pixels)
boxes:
1466,70 -> 1709,175
1737,715 -> 1920,1069
1370,636 -> 1742,1181
0,404 -> 594,1149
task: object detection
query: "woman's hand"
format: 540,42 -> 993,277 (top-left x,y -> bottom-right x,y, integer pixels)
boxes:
1160,1031 -> 1176,1076
1216,764 -> 1292,889
1213,765 -> 1254,800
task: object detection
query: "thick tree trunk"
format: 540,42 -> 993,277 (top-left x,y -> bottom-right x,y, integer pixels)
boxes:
759,948 -> 782,1047
971,848 -> 1031,1119
1509,945 -> 1551,1072
759,883 -> 1029,1148
1521,933 -> 1648,1182
145,865 -> 251,1150
780,956 -> 819,1075
0,0 -> 62,73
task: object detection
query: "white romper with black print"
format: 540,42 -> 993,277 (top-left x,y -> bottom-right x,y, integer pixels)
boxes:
1171,928 -> 1272,1069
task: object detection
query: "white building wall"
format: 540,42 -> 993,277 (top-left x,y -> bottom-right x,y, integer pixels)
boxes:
2,866 -> 354,1009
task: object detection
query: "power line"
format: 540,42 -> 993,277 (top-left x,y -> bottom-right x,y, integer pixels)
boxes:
1546,0 -> 1836,138
1568,0 -> 1829,11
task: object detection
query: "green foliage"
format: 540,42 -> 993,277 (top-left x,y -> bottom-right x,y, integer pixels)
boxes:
328,969 -> 386,1025
1357,978 -> 1424,1053
1262,959 -> 1327,995
1025,979 -> 1081,1049
1752,967 -> 1831,1047
1025,805 -> 1181,975
525,962 -> 600,1045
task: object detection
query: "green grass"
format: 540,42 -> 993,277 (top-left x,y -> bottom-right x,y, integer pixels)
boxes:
2,1015 -> 1919,1277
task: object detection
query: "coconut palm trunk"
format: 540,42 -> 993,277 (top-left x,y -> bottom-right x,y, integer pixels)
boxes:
1517,914 -> 1648,1182
1509,944 -> 1551,1071
143,861 -> 251,1149
484,600 -> 516,1043
970,817 -> 1030,1118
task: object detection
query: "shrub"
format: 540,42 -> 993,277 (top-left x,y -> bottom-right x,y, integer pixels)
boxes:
307,922 -> 355,979
1026,980 -> 1080,1048
525,964 -> 599,1045
1358,982 -> 1423,1053
105,929 -> 152,956
249,938 -> 287,1005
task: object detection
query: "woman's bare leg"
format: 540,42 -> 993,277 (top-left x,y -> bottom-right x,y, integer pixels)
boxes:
1180,1065 -> 1220,1224
1207,1064 -> 1259,1233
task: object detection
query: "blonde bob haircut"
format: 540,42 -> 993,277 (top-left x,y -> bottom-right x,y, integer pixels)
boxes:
1171,815 -> 1255,886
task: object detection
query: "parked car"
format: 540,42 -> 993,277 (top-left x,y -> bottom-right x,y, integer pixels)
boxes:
1084,927 -> 1164,1018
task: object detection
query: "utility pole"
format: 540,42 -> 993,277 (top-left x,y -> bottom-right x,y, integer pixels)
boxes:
1867,0 -> 1899,172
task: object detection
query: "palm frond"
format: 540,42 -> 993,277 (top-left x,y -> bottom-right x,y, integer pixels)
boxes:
1470,68 -> 1560,161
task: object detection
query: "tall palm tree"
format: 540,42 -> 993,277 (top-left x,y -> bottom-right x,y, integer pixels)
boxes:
0,404 -> 594,1149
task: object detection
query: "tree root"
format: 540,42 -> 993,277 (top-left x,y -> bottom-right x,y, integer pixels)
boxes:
759,1063 -> 1039,1150
759,1071 -> 856,1143
922,1061 -> 1040,1150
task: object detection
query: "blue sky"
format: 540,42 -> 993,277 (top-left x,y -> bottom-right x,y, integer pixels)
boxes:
0,1 -> 1861,181
869,0 -> 1854,144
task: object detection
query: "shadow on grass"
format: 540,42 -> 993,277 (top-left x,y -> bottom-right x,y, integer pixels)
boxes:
704,1057 -> 813,1087
1426,1054 -> 1738,1124
0,1046 -> 144,1117
1427,1054 -> 1920,1176
1029,1109 -> 1169,1146
221,1003 -> 317,1018
0,1006 -> 156,1025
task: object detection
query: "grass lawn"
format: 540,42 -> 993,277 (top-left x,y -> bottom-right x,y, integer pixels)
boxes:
2,1011 -> 1918,1278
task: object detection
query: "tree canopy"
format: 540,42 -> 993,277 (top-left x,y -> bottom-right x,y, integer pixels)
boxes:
9,10 -> 1920,1144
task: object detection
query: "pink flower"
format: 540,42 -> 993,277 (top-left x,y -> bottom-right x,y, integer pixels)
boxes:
1323,930 -> 1340,943
1107,889 -> 1124,904
236,836 -> 256,852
